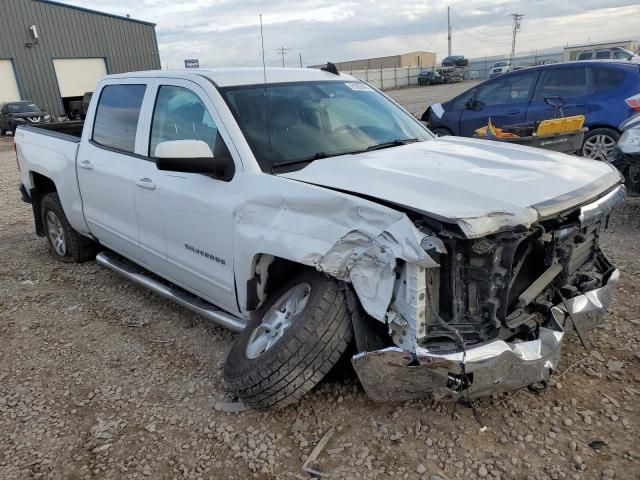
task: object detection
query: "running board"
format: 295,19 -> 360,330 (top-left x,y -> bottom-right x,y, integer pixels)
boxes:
96,251 -> 246,332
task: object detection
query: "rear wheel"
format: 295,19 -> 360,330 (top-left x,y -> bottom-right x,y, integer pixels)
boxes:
224,269 -> 353,410
0,128 -> 5,136
580,128 -> 620,162
41,192 -> 98,263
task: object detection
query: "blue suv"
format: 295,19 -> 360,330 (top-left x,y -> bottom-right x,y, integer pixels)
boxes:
422,61 -> 640,161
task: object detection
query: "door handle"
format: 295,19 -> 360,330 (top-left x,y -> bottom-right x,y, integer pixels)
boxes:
506,110 -> 521,115
135,177 -> 156,190
78,159 -> 93,170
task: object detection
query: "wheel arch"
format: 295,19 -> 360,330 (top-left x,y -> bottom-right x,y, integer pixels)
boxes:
29,171 -> 58,236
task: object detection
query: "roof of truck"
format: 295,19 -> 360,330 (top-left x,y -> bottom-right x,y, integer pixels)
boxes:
105,67 -> 358,87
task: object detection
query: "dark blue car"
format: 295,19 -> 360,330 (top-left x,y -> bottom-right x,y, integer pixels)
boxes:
422,61 -> 640,161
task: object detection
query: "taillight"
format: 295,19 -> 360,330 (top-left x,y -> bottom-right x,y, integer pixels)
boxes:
626,93 -> 640,111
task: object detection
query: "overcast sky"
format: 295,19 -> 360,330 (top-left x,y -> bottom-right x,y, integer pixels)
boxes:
64,0 -> 639,68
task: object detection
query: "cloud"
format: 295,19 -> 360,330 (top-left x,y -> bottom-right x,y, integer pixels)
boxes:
62,0 -> 639,68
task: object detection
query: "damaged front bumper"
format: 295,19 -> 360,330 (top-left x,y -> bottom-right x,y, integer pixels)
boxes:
352,269 -> 619,402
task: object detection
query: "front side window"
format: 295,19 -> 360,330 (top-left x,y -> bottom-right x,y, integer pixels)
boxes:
149,86 -> 218,157
595,50 -> 611,59
92,84 -> 146,153
475,72 -> 537,107
535,68 -> 588,99
221,81 -> 431,172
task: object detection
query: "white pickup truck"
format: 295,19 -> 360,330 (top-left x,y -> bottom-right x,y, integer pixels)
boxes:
16,67 -> 625,409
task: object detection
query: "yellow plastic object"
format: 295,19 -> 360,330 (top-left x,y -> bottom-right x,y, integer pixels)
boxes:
536,115 -> 585,136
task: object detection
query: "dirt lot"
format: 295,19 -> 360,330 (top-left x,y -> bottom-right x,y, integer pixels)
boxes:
386,81 -> 480,117
1,95 -> 639,480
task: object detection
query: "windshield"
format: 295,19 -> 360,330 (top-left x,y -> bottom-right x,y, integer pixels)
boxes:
493,61 -> 509,68
8,103 -> 41,113
220,81 -> 431,171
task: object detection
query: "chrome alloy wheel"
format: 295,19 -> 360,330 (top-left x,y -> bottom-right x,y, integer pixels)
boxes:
45,210 -> 67,256
245,283 -> 311,359
582,134 -> 617,162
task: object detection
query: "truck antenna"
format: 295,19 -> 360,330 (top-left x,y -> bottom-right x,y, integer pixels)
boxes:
259,14 -> 273,170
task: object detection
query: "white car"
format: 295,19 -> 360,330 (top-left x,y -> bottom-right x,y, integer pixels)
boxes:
15,67 -> 624,408
489,60 -> 511,78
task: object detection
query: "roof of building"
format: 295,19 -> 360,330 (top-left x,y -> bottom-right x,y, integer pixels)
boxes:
106,67 -> 358,87
34,0 -> 156,27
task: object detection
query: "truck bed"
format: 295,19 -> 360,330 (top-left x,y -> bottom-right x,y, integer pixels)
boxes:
19,121 -> 84,142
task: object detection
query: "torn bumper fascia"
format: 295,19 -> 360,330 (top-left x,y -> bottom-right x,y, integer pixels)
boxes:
351,269 -> 620,402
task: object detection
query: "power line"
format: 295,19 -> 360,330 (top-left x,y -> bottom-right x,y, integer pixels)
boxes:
276,46 -> 290,67
450,8 -> 509,40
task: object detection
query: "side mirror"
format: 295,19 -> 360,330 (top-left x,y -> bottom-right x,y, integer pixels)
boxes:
465,98 -> 479,110
154,139 -> 235,180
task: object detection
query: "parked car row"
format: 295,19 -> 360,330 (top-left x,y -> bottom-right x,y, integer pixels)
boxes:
422,60 -> 640,161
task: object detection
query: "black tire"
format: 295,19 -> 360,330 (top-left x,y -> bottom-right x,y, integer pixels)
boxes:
579,128 -> 620,162
41,192 -> 98,263
431,127 -> 452,137
0,128 -> 5,136
224,269 -> 353,410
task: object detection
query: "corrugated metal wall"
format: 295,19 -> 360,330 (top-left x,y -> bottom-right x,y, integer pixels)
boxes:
0,0 -> 160,116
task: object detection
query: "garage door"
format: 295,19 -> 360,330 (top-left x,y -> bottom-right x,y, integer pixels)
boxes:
53,58 -> 107,97
0,60 -> 21,102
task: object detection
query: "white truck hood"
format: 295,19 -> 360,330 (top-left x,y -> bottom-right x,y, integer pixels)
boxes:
280,136 -> 622,238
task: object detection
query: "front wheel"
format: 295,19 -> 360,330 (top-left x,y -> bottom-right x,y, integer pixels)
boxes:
580,128 -> 620,162
41,192 -> 98,263
224,269 -> 353,409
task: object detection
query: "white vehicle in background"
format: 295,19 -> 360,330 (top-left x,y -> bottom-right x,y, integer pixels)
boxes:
489,60 -> 511,78
577,47 -> 640,63
15,66 -> 624,409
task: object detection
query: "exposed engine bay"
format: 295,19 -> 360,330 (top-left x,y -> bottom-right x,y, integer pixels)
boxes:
415,213 -> 613,352
352,184 -> 624,402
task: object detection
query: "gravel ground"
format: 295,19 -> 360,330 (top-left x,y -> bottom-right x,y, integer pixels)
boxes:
1,96 -> 639,480
386,81 -> 480,117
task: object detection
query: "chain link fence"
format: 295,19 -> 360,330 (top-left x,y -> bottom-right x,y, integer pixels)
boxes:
343,51 -> 564,90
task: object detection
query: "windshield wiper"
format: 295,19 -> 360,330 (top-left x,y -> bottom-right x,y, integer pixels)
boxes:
272,152 -> 330,170
365,138 -> 419,151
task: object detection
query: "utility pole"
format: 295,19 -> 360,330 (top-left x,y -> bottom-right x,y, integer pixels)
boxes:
447,6 -> 452,57
276,46 -> 290,67
509,13 -> 524,62
299,52 -> 303,68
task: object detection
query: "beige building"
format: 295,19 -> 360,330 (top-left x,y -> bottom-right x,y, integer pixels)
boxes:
312,51 -> 436,71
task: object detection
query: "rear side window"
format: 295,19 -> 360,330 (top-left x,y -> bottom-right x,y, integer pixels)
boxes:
577,53 -> 592,60
92,84 -> 146,153
535,68 -> 588,99
591,67 -> 625,93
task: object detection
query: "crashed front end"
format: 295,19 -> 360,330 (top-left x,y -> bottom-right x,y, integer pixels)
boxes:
351,184 -> 625,402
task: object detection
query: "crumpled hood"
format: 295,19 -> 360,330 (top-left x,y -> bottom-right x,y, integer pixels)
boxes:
280,136 -> 622,238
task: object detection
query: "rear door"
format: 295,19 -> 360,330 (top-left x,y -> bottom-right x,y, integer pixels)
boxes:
76,80 -> 149,257
525,66 -> 592,123
458,71 -> 539,136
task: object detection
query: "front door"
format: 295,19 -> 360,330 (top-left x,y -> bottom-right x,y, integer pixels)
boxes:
133,80 -> 239,312
459,71 -> 539,137
76,81 -> 148,257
